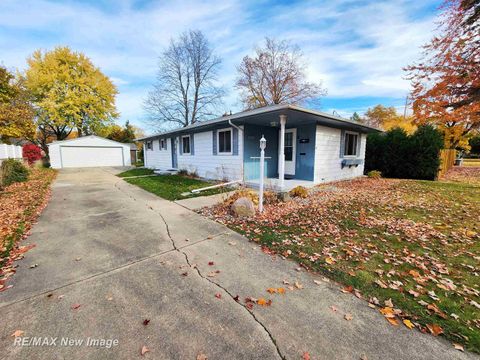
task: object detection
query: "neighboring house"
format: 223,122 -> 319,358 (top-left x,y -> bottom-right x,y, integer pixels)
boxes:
138,104 -> 379,190
48,135 -> 131,169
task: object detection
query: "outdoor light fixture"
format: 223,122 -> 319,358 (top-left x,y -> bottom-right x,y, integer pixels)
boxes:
260,135 -> 267,150
270,121 -> 278,127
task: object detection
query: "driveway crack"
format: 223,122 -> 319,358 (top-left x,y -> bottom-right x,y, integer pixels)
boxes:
115,180 -> 285,360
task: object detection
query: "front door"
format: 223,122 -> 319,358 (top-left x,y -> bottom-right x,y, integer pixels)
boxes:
171,138 -> 178,168
283,128 -> 296,176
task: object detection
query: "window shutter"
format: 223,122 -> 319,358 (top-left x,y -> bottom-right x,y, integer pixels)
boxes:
339,130 -> 345,158
165,138 -> 167,150
190,134 -> 195,155
212,129 -> 217,155
232,128 -> 238,155
356,134 -> 361,157
179,136 -> 183,155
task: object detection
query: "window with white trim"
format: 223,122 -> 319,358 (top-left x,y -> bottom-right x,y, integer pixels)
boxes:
146,141 -> 152,150
217,128 -> 232,154
159,138 -> 167,150
344,132 -> 359,156
182,135 -> 191,154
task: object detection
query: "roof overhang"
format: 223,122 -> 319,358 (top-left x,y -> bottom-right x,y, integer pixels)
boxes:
136,104 -> 380,141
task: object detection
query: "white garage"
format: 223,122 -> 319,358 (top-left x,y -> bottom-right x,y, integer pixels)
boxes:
48,135 -> 131,169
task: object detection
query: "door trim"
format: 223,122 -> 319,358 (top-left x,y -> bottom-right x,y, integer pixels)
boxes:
279,128 -> 296,176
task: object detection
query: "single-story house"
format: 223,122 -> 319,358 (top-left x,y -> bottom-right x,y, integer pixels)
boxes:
138,104 -> 379,190
48,135 -> 131,169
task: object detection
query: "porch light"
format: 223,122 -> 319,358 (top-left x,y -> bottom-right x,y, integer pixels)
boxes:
260,135 -> 267,150
270,121 -> 278,127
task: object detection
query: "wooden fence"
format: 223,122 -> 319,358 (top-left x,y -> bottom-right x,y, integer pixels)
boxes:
438,149 -> 456,177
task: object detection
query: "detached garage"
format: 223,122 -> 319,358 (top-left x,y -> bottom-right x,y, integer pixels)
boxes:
48,135 -> 131,169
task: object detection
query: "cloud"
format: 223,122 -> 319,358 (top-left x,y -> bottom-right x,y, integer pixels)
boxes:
0,0 -> 440,130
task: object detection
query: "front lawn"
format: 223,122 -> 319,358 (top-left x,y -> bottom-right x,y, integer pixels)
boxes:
0,167 -> 56,289
117,168 -> 154,177
123,174 -> 228,201
202,167 -> 480,352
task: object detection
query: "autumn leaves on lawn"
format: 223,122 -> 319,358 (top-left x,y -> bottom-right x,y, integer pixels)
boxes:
201,174 -> 480,352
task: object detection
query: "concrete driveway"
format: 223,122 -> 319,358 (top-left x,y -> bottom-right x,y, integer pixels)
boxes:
0,168 -> 477,360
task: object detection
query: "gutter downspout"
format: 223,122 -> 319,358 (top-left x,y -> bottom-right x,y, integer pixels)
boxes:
228,119 -> 244,184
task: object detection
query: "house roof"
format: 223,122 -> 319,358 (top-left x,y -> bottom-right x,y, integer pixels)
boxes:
137,104 -> 380,141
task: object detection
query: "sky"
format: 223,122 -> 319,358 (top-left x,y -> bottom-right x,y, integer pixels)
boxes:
0,0 -> 441,132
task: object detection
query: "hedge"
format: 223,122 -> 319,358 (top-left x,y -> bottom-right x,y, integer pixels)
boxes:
0,159 -> 29,189
365,125 -> 443,180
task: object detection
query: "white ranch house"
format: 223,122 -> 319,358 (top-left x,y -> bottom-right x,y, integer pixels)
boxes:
139,104 -> 379,191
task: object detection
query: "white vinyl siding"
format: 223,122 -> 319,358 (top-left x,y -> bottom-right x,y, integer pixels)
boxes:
144,138 -> 172,169
177,129 -> 243,180
314,125 -> 366,183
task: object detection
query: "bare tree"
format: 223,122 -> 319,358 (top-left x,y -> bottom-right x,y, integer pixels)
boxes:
236,38 -> 326,110
144,30 -> 224,130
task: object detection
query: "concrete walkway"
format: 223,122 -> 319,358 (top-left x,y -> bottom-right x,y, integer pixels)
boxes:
0,168 -> 477,360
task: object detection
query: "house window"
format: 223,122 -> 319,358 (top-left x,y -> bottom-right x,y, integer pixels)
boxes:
182,135 -> 191,154
284,132 -> 293,161
159,139 -> 167,150
344,132 -> 359,157
217,129 -> 232,154
146,141 -> 152,150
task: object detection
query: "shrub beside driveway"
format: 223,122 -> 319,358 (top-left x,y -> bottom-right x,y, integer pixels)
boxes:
0,167 -> 56,289
201,168 -> 480,353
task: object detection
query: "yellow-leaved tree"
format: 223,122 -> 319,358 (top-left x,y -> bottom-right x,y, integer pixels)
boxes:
24,46 -> 118,153
363,105 -> 417,134
0,66 -> 35,141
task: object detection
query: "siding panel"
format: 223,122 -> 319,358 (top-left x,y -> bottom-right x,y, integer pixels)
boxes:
314,125 -> 366,183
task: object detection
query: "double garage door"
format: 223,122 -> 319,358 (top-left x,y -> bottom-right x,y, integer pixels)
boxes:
60,146 -> 125,168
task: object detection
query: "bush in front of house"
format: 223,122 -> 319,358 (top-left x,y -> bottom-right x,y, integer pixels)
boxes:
22,144 -> 43,165
367,170 -> 382,179
289,186 -> 309,198
365,125 -> 443,180
0,159 -> 29,189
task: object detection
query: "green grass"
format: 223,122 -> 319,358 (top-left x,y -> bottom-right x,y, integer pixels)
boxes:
124,174 -> 228,201
117,168 -> 154,177
214,177 -> 480,352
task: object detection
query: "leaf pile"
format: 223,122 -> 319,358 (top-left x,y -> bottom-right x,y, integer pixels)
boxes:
0,167 -> 56,291
200,174 -> 480,352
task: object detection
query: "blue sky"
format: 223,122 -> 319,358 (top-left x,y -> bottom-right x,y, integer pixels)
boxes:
0,0 -> 441,131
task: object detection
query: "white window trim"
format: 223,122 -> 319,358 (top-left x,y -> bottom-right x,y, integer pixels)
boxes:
217,127 -> 233,155
181,135 -> 191,155
344,131 -> 359,158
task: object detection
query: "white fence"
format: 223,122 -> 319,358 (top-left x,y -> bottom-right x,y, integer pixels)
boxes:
0,144 -> 23,164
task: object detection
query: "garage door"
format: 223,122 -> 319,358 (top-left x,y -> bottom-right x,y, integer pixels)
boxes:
60,146 -> 124,168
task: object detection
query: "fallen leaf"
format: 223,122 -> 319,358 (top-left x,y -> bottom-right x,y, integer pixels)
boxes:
208,261 -> 214,266
426,324 -> 443,336
344,313 -> 353,321
453,343 -> 464,352
386,317 -> 399,326
143,319 -> 150,326
141,345 -> 149,356
11,330 -> 24,337
277,287 -> 285,294
313,280 -> 322,285
233,295 -> 239,302
215,293 -> 222,299
403,319 -> 415,329
384,298 -> 394,308
197,353 -> 208,360
341,285 -> 353,293
29,264 -> 38,269
71,303 -> 81,310
266,288 -> 277,294
294,281 -> 303,289
330,305 -> 338,312
257,298 -> 272,306
181,272 -> 188,276
302,352 -> 311,360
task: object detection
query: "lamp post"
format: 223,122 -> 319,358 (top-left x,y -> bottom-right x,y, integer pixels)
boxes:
259,135 -> 266,213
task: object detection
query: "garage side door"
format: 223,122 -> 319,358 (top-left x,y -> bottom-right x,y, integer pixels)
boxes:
60,146 -> 124,168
